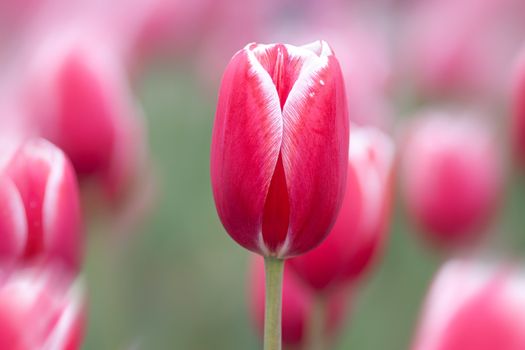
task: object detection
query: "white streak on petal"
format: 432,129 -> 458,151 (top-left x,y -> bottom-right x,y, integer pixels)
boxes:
257,232 -> 270,257
23,140 -> 66,251
2,178 -> 28,256
245,42 -> 283,139
42,279 -> 84,350
280,41 -> 331,173
276,235 -> 291,259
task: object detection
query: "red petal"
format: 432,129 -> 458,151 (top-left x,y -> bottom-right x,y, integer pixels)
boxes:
261,153 -> 290,251
211,45 -> 283,254
53,50 -> 117,176
280,41 -> 350,256
0,176 -> 26,259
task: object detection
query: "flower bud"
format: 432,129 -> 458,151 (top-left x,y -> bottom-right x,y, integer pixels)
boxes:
400,111 -> 503,248
0,138 -> 83,271
288,126 -> 395,293
412,259 -> 525,350
22,32 -> 147,204
211,41 -> 349,258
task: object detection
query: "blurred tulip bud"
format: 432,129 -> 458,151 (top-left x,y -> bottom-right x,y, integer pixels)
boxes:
288,126 -> 395,293
22,32 -> 147,205
248,255 -> 347,349
512,48 -> 525,167
412,258 -> 525,350
0,265 -> 85,349
211,41 -> 349,258
401,112 -> 503,248
0,138 -> 82,271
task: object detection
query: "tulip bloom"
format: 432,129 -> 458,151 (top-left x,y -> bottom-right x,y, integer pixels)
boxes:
513,48 -> 525,167
0,265 -> 85,350
412,259 -> 525,350
288,126 -> 395,293
22,32 -> 146,203
211,41 -> 349,258
0,138 -> 82,271
401,111 -> 503,248
249,256 -> 347,349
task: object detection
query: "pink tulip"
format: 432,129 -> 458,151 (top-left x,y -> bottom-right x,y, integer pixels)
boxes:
401,111 -> 503,248
0,138 -> 82,271
21,32 -> 146,203
288,126 -> 395,293
512,48 -> 525,167
248,256 -> 347,349
211,41 -> 349,258
0,265 -> 85,350
412,259 -> 525,350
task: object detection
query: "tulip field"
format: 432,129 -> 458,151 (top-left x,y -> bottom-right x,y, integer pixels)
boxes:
81,66 -> 525,349
2,1 -> 525,349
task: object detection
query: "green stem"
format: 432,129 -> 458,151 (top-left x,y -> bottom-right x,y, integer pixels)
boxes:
307,295 -> 327,350
264,257 -> 285,350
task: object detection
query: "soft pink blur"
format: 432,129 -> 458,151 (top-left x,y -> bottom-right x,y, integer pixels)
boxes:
15,29 -> 147,207
402,0 -> 525,99
401,111 -> 504,248
412,259 -> 525,350
266,10 -> 393,131
248,256 -> 348,349
0,264 -> 85,350
0,138 -> 83,272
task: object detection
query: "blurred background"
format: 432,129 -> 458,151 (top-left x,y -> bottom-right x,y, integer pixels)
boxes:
1,0 -> 525,349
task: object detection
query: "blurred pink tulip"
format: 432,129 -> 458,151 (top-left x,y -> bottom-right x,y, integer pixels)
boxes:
288,126 -> 395,293
0,138 -> 83,271
512,48 -> 525,167
412,259 -> 525,350
211,41 -> 349,258
21,32 -> 147,204
249,256 -> 347,349
401,111 -> 503,248
0,265 -> 85,350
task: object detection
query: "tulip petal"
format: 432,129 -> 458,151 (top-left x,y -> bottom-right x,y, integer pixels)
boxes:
280,41 -> 349,256
8,144 -> 49,261
211,45 -> 283,254
39,142 -> 82,271
54,51 -> 116,175
8,140 -> 82,269
261,153 -> 290,252
0,176 -> 27,258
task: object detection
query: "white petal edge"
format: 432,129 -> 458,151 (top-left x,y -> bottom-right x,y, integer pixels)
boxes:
1,177 -> 27,257
244,43 -> 285,255
22,139 -> 67,253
